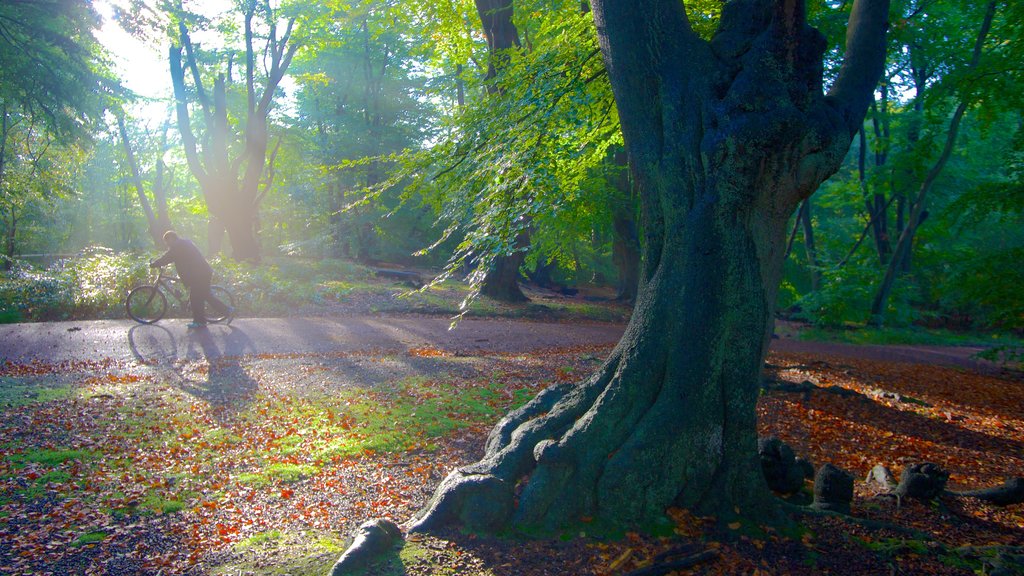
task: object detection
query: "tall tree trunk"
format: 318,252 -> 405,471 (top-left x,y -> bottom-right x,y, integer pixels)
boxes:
329,181 -> 347,258
480,227 -> 529,301
410,0 -> 890,534
1,103 -> 12,270
869,1 -> 996,326
152,117 -> 173,236
476,0 -> 529,302
861,108 -> 892,264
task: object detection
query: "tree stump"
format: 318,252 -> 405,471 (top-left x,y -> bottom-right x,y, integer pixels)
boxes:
757,436 -> 806,494
895,463 -> 949,500
812,464 -> 854,514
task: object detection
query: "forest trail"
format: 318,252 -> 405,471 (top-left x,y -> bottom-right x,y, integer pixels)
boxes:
0,315 -> 1006,373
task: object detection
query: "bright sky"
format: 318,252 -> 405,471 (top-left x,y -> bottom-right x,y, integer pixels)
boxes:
94,0 -> 174,125
94,0 -> 282,127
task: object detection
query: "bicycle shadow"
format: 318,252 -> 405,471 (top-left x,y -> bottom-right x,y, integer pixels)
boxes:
127,324 -> 258,416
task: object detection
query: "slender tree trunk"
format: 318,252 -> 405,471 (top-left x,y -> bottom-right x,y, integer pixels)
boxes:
870,1 -> 996,325
3,210 -> 15,270
116,114 -> 166,247
1,103 -> 11,269
329,181 -> 346,258
798,198 -> 821,291
861,114 -> 891,263
410,0 -> 890,535
152,119 -> 174,235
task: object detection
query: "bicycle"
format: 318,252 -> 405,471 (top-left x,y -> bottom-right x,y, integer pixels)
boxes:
125,266 -> 236,325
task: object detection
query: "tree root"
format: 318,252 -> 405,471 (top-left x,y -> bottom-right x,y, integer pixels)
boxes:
780,501 -> 935,540
619,548 -> 720,576
329,519 -> 403,576
948,477 -> 1024,506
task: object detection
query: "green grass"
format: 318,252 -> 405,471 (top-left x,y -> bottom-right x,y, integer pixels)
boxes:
73,531 -> 108,547
210,530 -> 346,576
238,529 -> 284,548
138,493 -> 189,514
0,378 -> 74,407
8,449 -> 98,467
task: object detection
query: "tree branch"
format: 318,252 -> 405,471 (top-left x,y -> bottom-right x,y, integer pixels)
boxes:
827,0 -> 892,136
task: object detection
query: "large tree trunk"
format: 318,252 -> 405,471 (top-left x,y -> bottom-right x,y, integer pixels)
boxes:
410,0 -> 890,535
480,228 -> 529,302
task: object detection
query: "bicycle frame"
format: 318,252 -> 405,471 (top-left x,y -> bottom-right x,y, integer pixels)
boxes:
151,267 -> 189,308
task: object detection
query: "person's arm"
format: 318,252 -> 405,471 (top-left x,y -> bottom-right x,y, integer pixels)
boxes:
150,248 -> 174,268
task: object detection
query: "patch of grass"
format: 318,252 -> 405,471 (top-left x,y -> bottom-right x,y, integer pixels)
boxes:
211,530 -> 345,576
202,427 -> 243,445
0,378 -> 74,407
235,472 -> 271,488
311,373 -> 533,462
238,529 -> 284,548
857,536 -> 930,556
267,463 -> 319,483
235,462 -> 319,487
73,531 -> 107,547
138,493 -> 188,514
9,448 -> 97,467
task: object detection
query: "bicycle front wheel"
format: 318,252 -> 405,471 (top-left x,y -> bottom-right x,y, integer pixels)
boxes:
126,285 -> 167,324
207,285 -> 235,323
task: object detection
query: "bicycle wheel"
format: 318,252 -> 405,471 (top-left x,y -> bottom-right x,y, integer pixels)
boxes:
126,285 -> 167,324
207,285 -> 236,324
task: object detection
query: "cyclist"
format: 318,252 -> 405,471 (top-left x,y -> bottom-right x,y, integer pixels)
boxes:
150,230 -> 232,329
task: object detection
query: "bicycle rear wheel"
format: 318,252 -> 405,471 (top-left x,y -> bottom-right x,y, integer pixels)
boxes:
126,285 -> 167,324
207,285 -> 235,323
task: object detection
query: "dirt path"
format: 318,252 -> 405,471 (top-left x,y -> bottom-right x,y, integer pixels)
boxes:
0,316 -> 626,365
0,315 -> 1010,374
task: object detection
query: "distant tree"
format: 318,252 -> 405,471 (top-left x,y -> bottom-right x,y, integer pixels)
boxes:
869,0 -> 1000,324
115,113 -> 174,247
292,1 -> 437,263
167,1 -> 306,260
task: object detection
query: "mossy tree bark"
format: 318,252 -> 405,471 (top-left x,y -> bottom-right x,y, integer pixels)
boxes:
412,0 -> 889,535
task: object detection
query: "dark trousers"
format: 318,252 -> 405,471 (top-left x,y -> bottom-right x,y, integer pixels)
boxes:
188,276 -> 226,323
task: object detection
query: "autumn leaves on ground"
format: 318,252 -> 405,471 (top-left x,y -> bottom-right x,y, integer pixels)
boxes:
1,329 -> 1022,575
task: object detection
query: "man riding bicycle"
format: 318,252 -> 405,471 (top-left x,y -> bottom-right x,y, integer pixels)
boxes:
150,230 -> 232,329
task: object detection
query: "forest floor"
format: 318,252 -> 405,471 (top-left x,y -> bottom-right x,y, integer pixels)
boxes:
0,296 -> 1022,575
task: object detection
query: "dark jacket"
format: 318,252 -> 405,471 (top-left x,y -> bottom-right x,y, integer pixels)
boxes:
151,238 -> 213,286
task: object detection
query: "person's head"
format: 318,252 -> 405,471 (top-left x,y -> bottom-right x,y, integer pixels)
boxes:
162,230 -> 179,246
